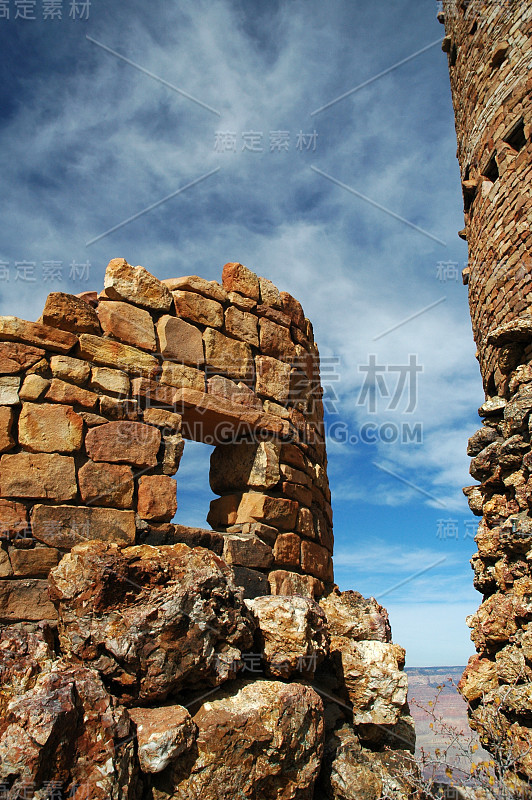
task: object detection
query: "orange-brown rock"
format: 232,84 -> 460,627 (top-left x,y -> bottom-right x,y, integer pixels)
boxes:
160,360 -> 205,391
203,328 -> 253,381
259,318 -> 296,362
236,492 -> 298,530
44,377 -> 100,410
128,704 -> 197,774
296,506 -> 317,539
90,365 -> 130,396
0,623 -> 56,717
0,376 -> 19,405
172,289 -> 223,328
210,441 -> 280,493
31,504 -> 135,548
97,299 -> 156,351
137,475 -> 177,521
104,257 -> 173,312
142,407 -> 182,432
0,499 -> 29,539
459,655 -> 499,703
0,452 -> 77,501
258,276 -> 282,309
156,315 -> 205,367
48,541 -> 256,703
207,374 -> 262,409
19,402 -> 83,453
255,354 -> 291,403
224,305 -> 259,346
273,532 -> 301,568
0,342 -> 45,374
78,460 -> 134,508
50,354 -> 91,384
320,589 -> 392,643
85,421 -> 161,468
301,540 -> 332,582
0,406 -> 14,453
78,333 -> 160,378
42,291 -> 101,334
8,546 -> 61,576
222,533 -> 273,569
280,290 -> 305,329
0,579 -> 56,621
162,274 -> 228,303
221,262 -> 260,300
19,373 -> 50,402
99,394 -> 139,421
0,315 -> 77,353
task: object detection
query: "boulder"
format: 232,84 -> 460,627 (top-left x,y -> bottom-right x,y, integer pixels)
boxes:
320,589 -> 391,642
128,705 -> 197,774
104,258 -> 172,312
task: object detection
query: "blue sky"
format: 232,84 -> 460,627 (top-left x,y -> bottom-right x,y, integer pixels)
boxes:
0,0 -> 484,666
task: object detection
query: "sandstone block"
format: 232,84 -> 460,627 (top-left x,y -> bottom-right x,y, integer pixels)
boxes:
236,492 -> 298,530
78,333 -> 160,378
99,395 -> 139,420
273,532 -> 301,567
90,365 -> 130,396
255,354 -> 291,402
227,291 -> 256,311
128,705 -> 197,774
207,374 -> 262,409
31,504 -> 135,549
210,441 -> 280,493
207,494 -> 240,529
203,328 -> 253,380
19,374 -> 50,402
49,354 -> 90,384
0,315 -> 77,353
104,258 -> 173,311
222,533 -> 273,568
161,433 -> 184,475
0,406 -> 14,453
268,568 -> 324,598
9,546 -> 61,576
259,317 -> 296,362
131,376 -> 177,407
42,291 -> 101,334
0,579 -> 56,621
301,540 -> 332,582
78,461 -> 134,508
231,565 -> 270,598
19,402 -> 83,453
282,481 -> 313,507
156,524 -> 225,555
0,342 -> 45,374
296,506 -> 316,538
78,411 -> 107,427
45,377 -> 99,410
224,305 -> 259,346
221,262 -> 260,300
156,315 -> 205,367
0,499 -> 29,539
143,407 -> 182,432
280,290 -> 305,329
160,360 -> 205,391
0,549 -> 12,576
258,276 -> 282,308
172,289 -> 224,328
162,275 -> 228,303
280,442 -> 308,471
0,452 -> 77,501
255,303 -> 291,327
320,589 -> 391,642
0,376 -> 20,405
85,420 -> 161,467
137,475 -> 177,521
97,299 -> 156,352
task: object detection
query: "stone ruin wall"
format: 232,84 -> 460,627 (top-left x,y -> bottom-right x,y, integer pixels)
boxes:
0,257 -> 334,622
441,0 -> 532,780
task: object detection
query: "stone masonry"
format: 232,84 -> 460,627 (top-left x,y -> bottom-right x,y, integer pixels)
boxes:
441,0 -> 532,782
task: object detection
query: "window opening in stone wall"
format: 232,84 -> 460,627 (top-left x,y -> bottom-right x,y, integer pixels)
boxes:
503,118 -> 527,152
171,439 -> 216,529
482,153 -> 499,183
450,42 -> 458,67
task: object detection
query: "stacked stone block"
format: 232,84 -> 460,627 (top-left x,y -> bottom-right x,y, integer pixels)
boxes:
441,0 -> 532,780
0,257 -> 333,623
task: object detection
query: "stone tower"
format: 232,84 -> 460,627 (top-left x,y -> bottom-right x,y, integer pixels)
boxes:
441,0 -> 532,780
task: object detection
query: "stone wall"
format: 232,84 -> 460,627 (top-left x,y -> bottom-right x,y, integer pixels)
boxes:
0,258 -> 333,623
441,0 -> 532,782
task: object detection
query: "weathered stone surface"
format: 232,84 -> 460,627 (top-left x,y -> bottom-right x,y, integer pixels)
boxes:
245,595 -> 329,679
331,637 -> 407,726
9,546 -> 61,576
0,376 -> 20,405
280,291 -> 306,329
320,589 -> 392,643
0,452 -> 77,501
259,276 -> 282,309
161,360 -> 205,390
0,548 -> 12,576
221,262 -> 260,300
100,394 -> 139,421
19,373 -> 50,401
19,402 -> 83,453
207,374 -> 262,409
161,433 -> 185,475
224,305 -> 259,346
0,342 -> 45,375
90,365 -> 130,396
227,291 -> 256,310
255,354 -> 291,402
172,289 -> 224,328
222,533 -> 273,568
78,333 -> 160,378
156,315 -> 205,366
143,407 -> 182,431
162,275 -> 228,303
210,441 -> 280,493
104,257 -> 172,311
98,299 -> 157,351
203,327 -> 253,381
259,317 -> 296,362
152,680 -> 323,800
268,569 -> 324,599
49,354 -> 91,384
49,541 -> 256,703
488,316 -> 532,346
0,623 -> 56,717
273,532 -> 301,568
45,377 -> 99,409
467,585 -> 532,650
0,315 -> 77,353
138,475 -> 177,521
79,460 -> 134,508
231,565 -> 270,599
42,291 -> 101,335
0,579 -> 56,621
0,405 -> 14,453
85,420 -> 161,467
31,504 -> 135,548
128,705 -> 197,774
0,499 -> 28,539
0,662 -> 142,800
458,655 -> 499,704
301,539 -> 333,582
318,724 -> 382,800
236,492 -> 298,530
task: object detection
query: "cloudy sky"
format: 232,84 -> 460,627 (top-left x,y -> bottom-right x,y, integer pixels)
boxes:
0,0 -> 484,666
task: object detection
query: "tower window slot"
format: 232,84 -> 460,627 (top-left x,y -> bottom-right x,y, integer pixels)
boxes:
482,153 -> 499,183
503,118 -> 527,152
